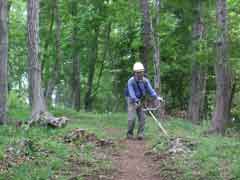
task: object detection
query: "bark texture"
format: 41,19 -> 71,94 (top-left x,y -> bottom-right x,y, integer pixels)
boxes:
0,0 -> 8,124
71,0 -> 81,111
84,27 -> 99,111
152,0 -> 161,93
139,0 -> 152,72
27,0 -> 67,127
27,0 -> 47,121
211,0 -> 232,133
187,0 -> 206,123
45,0 -> 62,105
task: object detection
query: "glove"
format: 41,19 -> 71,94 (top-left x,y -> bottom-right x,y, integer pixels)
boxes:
157,96 -> 164,102
134,101 -> 141,108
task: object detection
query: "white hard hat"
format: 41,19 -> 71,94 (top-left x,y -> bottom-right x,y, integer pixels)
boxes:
133,62 -> 144,72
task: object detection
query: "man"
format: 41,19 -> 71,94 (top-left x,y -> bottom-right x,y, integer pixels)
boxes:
125,62 -> 162,140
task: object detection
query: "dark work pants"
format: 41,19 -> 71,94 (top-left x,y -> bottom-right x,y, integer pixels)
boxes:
126,98 -> 145,137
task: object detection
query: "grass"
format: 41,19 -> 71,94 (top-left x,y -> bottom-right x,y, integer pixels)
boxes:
0,106 -> 126,180
148,117 -> 240,180
0,106 -> 240,179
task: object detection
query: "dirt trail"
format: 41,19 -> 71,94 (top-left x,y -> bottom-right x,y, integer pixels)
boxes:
113,139 -> 160,180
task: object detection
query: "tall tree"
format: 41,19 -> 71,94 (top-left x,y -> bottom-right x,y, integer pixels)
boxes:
70,0 -> 81,111
84,27 -> 99,111
0,0 -> 8,124
27,0 -> 66,127
27,0 -> 47,121
152,0 -> 161,93
45,0 -> 62,105
151,0 -> 164,119
41,0 -> 54,78
211,0 -> 232,133
139,0 -> 152,72
92,22 -> 111,99
187,0 -> 206,123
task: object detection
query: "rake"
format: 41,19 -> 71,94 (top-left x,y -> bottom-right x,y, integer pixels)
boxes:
142,102 -> 169,138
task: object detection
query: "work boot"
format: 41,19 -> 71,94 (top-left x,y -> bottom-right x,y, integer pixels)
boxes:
137,134 -> 144,140
126,133 -> 134,140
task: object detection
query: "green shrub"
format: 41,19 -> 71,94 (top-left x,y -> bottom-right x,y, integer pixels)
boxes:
7,90 -> 28,109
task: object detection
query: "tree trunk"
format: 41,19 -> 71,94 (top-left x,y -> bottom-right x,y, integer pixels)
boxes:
0,0 -> 8,124
187,0 -> 206,123
92,23 -> 111,98
211,0 -> 232,134
72,54 -> 81,111
27,0 -> 68,127
71,0 -> 81,111
84,27 -> 99,111
55,86 -> 61,105
188,63 -> 207,123
230,78 -> 236,111
152,0 -> 161,93
41,2 -> 54,78
27,0 -> 47,121
139,0 -> 152,72
45,0 -> 62,105
151,0 -> 165,119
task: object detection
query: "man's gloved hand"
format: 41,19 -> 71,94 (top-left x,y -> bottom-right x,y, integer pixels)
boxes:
134,101 -> 141,108
157,96 -> 164,102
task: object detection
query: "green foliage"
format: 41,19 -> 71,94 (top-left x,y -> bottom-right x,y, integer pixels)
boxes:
1,107 -> 118,179
1,105 -> 240,179
228,0 -> 240,126
3,0 -> 240,178
232,102 -> 240,125
7,90 -> 27,109
5,0 -> 240,118
8,0 -> 27,92
150,119 -> 240,180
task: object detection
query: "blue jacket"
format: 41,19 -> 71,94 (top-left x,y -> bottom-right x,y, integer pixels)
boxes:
125,76 -> 157,103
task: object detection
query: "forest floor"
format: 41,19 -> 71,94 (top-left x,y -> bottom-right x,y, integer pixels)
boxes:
1,107 -> 240,179
112,138 -> 161,180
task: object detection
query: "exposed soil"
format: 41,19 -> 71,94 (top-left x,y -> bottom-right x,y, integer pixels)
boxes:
112,139 -> 161,180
